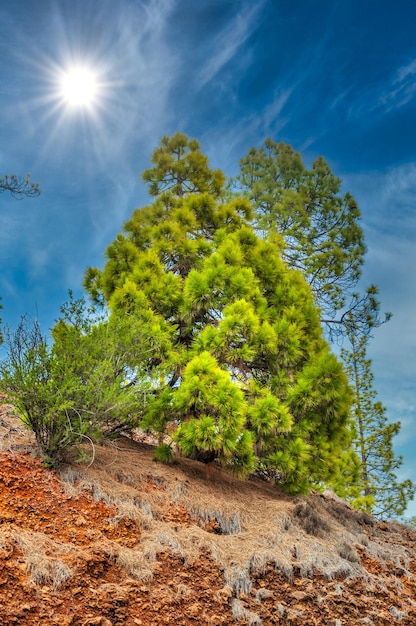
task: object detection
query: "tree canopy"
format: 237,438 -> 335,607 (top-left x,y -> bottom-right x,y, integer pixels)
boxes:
3,133 -> 411,517
234,139 -> 368,334
85,135 -> 353,493
141,132 -> 225,199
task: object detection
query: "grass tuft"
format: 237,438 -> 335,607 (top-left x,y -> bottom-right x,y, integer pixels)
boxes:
231,598 -> 262,625
293,501 -> 331,538
225,564 -> 253,597
338,542 -> 360,563
116,546 -> 154,582
15,531 -> 73,590
389,606 -> 406,621
255,588 -> 272,604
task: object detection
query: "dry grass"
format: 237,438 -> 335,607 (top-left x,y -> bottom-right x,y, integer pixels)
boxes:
57,437 -> 374,592
5,431 -> 414,607
15,530 -> 74,590
389,606 -> 407,621
292,500 -> 331,538
0,403 -> 34,452
255,588 -> 272,604
2,401 -> 416,626
115,545 -> 154,581
338,541 -> 360,563
187,504 -> 242,534
231,598 -> 261,625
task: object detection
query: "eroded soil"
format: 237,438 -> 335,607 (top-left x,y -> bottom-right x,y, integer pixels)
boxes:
0,400 -> 415,625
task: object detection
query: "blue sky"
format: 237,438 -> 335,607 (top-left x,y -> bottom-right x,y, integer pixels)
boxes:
1,0 -> 415,516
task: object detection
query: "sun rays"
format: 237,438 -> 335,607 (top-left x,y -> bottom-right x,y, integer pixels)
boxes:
59,67 -> 98,109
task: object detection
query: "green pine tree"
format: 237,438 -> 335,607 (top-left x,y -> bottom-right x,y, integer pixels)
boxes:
341,324 -> 415,518
84,134 -> 353,493
234,138 -> 415,512
141,132 -> 225,199
235,139 -> 370,336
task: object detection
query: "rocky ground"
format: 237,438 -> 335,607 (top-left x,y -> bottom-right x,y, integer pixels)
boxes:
0,398 -> 415,625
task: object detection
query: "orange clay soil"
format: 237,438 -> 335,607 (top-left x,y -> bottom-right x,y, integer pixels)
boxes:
0,399 -> 415,625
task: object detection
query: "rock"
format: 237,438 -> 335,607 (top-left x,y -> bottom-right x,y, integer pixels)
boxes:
82,617 -> 112,626
291,590 -> 308,601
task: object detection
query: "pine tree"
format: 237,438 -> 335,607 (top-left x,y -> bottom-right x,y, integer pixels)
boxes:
235,139 -> 368,336
341,325 -> 415,518
141,132 -> 225,199
85,134 -> 352,493
235,138 -> 416,513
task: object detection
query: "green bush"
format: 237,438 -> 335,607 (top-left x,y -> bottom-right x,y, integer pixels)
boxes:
0,295 -> 158,466
153,443 -> 175,465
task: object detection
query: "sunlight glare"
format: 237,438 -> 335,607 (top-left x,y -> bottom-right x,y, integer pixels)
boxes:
60,67 -> 98,107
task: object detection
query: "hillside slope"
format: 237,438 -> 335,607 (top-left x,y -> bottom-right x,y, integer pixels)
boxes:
0,399 -> 415,625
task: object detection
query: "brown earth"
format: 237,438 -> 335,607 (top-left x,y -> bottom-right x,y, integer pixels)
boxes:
0,398 -> 415,625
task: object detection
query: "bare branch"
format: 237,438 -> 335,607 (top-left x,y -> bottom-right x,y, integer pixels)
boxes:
0,173 -> 40,199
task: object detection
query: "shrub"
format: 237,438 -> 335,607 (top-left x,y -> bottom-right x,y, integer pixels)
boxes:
0,295 -> 155,466
154,443 -> 176,464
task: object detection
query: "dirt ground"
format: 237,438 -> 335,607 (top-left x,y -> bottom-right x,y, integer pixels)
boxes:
0,399 -> 415,625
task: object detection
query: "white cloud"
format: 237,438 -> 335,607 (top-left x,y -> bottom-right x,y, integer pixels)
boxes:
199,86 -> 294,177
197,1 -> 266,87
379,58 -> 416,112
336,58 -> 416,123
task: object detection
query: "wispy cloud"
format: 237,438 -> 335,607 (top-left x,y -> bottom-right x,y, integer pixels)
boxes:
341,58 -> 416,122
345,164 -> 416,362
261,88 -> 293,133
199,86 -> 294,176
378,58 -> 416,112
197,1 -> 266,87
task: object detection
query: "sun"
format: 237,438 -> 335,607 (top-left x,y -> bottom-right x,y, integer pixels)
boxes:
60,67 -> 98,108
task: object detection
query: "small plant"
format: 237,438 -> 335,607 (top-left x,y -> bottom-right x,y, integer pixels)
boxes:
154,442 -> 175,465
